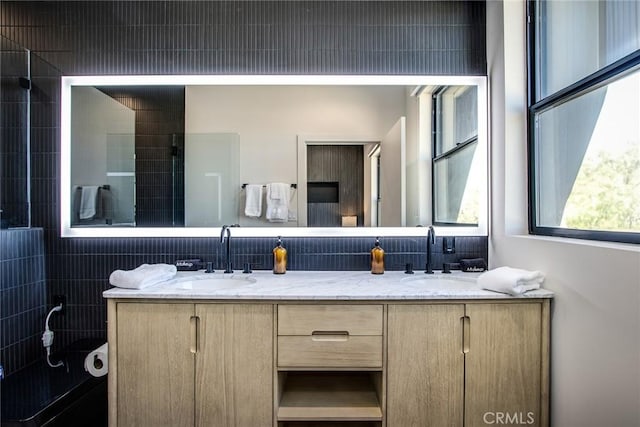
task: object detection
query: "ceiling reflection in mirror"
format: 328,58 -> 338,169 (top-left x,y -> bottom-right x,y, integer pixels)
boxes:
61,76 -> 487,237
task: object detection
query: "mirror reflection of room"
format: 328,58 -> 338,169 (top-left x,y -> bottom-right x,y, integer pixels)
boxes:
68,82 -> 485,229
306,145 -> 364,227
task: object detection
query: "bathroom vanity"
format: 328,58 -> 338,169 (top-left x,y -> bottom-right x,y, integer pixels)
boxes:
104,271 -> 552,427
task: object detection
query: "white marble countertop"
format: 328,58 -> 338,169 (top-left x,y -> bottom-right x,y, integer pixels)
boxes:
103,270 -> 554,301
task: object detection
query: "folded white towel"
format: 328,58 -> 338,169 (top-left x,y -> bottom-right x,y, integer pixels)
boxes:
477,266 -> 545,296
266,183 -> 290,222
79,186 -> 99,219
269,182 -> 287,200
244,184 -> 263,217
109,264 -> 177,289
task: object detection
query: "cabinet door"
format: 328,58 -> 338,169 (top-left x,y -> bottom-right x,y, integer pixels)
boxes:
387,304 -> 465,427
465,303 -> 542,427
116,303 -> 195,427
195,304 -> 273,427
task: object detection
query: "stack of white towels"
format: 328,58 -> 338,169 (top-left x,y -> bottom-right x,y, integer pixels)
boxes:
244,183 -> 291,222
109,264 -> 177,289
266,183 -> 290,222
477,266 -> 545,296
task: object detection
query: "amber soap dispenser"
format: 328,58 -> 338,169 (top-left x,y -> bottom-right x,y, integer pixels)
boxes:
273,236 -> 287,274
370,237 -> 385,274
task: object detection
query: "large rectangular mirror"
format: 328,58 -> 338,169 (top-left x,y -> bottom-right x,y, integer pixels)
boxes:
61,75 -> 487,237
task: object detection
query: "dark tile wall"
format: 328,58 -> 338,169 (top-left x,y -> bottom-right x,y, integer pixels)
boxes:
0,1 -> 486,76
29,51 -> 62,238
0,1 -> 488,347
0,49 -> 60,375
0,228 -> 46,376
0,35 -> 29,228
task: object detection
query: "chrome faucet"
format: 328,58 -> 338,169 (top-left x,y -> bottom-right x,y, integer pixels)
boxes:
220,224 -> 239,273
425,225 -> 436,274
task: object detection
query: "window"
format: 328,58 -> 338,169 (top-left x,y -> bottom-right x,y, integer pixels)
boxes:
432,85 -> 482,225
529,0 -> 640,244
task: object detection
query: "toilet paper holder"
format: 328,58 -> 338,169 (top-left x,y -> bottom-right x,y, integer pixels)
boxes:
84,343 -> 108,377
93,354 -> 104,370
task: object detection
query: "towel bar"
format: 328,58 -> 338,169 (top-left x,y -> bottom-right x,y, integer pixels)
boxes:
76,184 -> 110,190
241,183 -> 297,189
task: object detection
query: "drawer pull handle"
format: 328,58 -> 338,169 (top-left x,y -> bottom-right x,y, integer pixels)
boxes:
462,316 -> 470,354
190,316 -> 199,354
311,331 -> 350,341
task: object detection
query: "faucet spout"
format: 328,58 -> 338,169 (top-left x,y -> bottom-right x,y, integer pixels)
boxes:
220,224 -> 239,273
220,225 -> 230,243
426,225 -> 436,274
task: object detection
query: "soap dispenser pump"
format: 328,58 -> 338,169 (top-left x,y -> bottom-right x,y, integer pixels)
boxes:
370,237 -> 385,274
273,236 -> 287,274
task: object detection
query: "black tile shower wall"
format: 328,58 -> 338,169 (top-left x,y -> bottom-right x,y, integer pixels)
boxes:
29,51 -> 62,234
0,36 -> 29,228
0,1 -> 488,345
0,228 -> 46,376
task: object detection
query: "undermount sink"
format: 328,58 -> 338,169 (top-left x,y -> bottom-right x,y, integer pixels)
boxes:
172,275 -> 257,290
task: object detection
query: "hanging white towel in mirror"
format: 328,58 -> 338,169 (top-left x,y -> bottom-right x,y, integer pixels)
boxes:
266,183 -> 290,222
79,186 -> 99,219
244,184 -> 263,217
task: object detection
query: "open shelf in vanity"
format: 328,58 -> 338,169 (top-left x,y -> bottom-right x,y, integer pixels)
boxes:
277,371 -> 383,422
279,423 -> 380,427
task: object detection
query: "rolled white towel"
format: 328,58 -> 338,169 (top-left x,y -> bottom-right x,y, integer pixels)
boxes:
109,263 -> 177,289
478,266 -> 545,296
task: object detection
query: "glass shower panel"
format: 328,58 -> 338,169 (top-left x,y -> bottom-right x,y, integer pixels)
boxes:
70,86 -> 136,226
106,133 -> 136,225
0,36 -> 29,228
184,133 -> 240,227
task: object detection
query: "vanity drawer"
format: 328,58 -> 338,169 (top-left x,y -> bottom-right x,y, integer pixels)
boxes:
278,304 -> 383,336
278,335 -> 383,368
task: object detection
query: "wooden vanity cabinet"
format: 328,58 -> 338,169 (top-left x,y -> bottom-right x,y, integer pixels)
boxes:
114,303 -> 194,427
464,303 -> 547,427
108,301 -> 273,427
195,304 -> 273,426
387,301 -> 550,427
108,299 -> 549,427
387,304 -> 465,427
